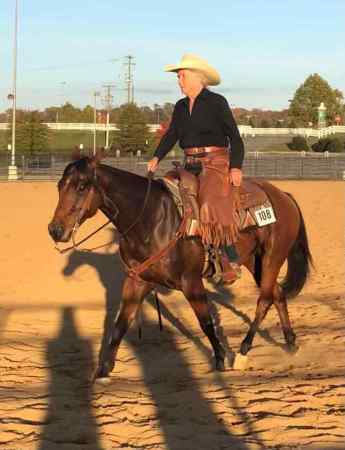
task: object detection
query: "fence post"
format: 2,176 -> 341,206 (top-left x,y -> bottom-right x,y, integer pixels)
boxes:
21,155 -> 25,181
300,151 -> 306,178
51,154 -> 55,180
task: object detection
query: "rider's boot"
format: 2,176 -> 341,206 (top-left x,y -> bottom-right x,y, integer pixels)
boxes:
221,244 -> 241,285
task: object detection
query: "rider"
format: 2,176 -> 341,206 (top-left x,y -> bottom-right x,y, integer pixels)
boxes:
147,54 -> 245,284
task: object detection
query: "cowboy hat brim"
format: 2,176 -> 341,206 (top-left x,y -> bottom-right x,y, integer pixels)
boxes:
164,58 -> 221,86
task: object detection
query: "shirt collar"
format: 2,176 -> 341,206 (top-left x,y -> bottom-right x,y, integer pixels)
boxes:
182,88 -> 210,104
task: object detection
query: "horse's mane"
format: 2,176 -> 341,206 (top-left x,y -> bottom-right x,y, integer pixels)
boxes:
63,157 -> 170,198
98,162 -> 170,195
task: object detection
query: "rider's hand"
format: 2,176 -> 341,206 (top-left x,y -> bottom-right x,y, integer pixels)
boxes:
230,168 -> 242,187
147,157 -> 159,173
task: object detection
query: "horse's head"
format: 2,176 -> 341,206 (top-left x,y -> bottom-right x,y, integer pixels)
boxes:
48,149 -> 104,243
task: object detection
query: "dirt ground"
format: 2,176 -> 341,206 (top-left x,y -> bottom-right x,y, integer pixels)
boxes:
0,180 -> 344,450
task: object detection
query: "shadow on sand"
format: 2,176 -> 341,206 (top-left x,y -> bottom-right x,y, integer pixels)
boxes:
57,245 -> 265,449
38,307 -> 103,450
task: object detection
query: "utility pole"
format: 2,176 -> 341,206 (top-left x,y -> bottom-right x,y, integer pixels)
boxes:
93,91 -> 101,156
102,84 -> 115,148
123,55 -> 135,104
59,81 -> 67,122
8,0 -> 18,180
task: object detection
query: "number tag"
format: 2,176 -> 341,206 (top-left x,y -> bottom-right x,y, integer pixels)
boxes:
254,206 -> 276,227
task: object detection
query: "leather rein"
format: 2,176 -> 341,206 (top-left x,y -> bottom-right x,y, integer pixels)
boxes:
55,169 -> 189,281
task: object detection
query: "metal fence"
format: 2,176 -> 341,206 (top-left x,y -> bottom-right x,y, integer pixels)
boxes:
1,152 -> 345,181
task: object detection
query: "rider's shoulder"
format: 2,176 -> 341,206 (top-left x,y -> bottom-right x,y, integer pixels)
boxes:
205,89 -> 228,104
175,97 -> 187,107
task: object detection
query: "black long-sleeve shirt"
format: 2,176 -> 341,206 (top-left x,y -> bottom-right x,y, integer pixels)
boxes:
154,88 -> 245,169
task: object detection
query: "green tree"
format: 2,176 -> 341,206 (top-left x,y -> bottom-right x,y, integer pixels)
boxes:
288,136 -> 310,152
59,102 -> 82,122
312,137 -> 344,153
42,106 -> 59,122
289,74 -> 344,126
112,103 -> 150,154
81,105 -> 94,122
6,111 -> 50,152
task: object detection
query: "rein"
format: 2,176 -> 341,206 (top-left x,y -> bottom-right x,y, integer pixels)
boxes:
120,214 -> 189,281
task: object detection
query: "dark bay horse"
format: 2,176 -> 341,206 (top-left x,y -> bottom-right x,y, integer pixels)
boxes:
48,152 -> 312,379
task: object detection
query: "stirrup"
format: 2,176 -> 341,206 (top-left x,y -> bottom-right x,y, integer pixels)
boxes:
221,259 -> 241,285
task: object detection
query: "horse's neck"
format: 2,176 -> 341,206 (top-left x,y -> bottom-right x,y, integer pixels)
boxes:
98,165 -> 179,247
98,166 -> 156,234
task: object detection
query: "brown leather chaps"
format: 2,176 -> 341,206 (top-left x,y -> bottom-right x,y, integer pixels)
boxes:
185,147 -> 239,248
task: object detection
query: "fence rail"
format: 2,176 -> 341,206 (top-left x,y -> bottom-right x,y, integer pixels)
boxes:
1,122 -> 345,137
1,152 -> 345,181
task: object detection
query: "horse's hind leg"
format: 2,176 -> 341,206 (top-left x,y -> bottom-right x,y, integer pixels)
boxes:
272,285 -> 297,352
182,275 -> 225,371
240,293 -> 273,356
240,257 -> 280,355
94,276 -> 153,379
241,256 -> 297,355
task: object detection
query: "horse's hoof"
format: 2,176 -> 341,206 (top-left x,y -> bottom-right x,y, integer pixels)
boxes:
240,341 -> 251,355
94,376 -> 112,385
215,359 -> 226,372
92,363 -> 112,383
233,353 -> 249,370
286,343 -> 299,354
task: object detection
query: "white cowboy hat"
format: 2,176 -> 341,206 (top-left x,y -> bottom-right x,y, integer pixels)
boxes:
164,54 -> 221,86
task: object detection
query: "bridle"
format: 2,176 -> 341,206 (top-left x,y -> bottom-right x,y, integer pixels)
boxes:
55,168 -> 154,254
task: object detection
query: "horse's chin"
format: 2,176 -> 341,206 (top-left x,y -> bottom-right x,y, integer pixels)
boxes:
60,229 -> 74,243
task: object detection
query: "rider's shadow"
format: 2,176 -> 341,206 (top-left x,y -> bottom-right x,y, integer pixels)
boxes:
38,307 -> 103,450
62,243 -> 125,356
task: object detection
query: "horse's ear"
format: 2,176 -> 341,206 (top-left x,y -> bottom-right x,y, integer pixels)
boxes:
90,147 -> 105,167
71,146 -> 82,161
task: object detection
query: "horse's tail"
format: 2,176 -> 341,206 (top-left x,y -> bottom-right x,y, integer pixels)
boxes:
280,193 -> 313,299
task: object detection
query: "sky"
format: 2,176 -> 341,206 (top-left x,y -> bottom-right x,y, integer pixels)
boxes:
0,0 -> 344,112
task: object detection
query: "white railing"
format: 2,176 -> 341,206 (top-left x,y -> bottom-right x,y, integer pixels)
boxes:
0,122 -> 344,137
0,122 -> 161,132
238,125 -> 345,138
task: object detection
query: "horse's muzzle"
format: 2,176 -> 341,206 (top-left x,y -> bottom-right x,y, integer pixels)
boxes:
48,221 -> 66,242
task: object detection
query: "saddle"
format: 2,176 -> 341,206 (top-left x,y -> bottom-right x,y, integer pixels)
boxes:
161,167 -> 276,283
162,167 -> 270,235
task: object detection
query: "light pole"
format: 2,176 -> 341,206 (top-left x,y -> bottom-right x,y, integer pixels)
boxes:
8,0 -> 18,180
102,84 -> 115,149
93,91 -> 101,155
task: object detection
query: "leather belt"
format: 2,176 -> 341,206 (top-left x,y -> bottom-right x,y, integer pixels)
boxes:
184,146 -> 228,157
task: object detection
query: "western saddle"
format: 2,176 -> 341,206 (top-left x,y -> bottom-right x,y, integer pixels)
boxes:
162,167 -> 272,282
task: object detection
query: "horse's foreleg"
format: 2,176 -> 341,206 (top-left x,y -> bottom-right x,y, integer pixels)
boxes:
94,276 -> 153,379
182,275 -> 225,371
272,285 -> 297,352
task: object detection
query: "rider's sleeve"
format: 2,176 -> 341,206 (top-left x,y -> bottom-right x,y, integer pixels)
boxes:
153,105 -> 178,161
218,96 -> 245,169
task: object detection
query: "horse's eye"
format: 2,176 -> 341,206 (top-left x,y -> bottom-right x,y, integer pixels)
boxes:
78,183 -> 87,192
